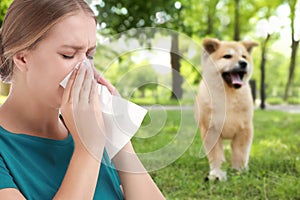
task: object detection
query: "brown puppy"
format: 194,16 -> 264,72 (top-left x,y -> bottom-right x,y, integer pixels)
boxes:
194,38 -> 258,181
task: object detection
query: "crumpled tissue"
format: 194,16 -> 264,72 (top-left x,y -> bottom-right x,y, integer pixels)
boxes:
60,61 -> 147,159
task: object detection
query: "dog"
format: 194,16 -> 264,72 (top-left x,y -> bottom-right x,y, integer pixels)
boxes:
194,38 -> 258,181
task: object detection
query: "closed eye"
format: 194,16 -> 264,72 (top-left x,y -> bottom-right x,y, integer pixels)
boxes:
242,55 -> 247,59
223,54 -> 232,59
62,55 -> 74,59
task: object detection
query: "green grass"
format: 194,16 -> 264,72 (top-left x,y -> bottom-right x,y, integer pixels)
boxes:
132,109 -> 300,199
130,97 -> 195,106
267,96 -> 300,105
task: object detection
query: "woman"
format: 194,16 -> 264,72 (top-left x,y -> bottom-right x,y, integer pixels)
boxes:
0,0 -> 165,199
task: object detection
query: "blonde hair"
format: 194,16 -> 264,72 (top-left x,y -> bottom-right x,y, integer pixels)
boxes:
0,0 -> 96,82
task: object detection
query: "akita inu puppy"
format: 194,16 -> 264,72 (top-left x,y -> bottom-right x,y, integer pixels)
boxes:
194,38 -> 258,181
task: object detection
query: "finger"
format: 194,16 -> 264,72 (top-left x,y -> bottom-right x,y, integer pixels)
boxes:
61,68 -> 77,106
90,80 -> 98,105
93,66 -> 101,81
92,64 -> 116,94
72,63 -> 86,103
96,75 -> 113,90
93,63 -> 120,96
97,76 -> 119,95
79,63 -> 94,103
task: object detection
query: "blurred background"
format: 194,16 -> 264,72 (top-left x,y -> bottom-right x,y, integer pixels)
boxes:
1,0 -> 300,108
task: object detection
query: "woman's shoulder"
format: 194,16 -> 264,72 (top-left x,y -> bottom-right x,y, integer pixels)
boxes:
0,125 -> 74,160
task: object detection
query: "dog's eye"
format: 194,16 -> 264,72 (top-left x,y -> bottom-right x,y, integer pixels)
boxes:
242,55 -> 247,59
223,54 -> 232,59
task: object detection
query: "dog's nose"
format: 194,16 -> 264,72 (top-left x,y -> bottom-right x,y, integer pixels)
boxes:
239,61 -> 247,69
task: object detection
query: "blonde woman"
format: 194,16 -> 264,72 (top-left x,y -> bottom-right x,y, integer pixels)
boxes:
0,0 -> 165,199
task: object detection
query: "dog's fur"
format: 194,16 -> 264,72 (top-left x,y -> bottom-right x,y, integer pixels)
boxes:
194,38 -> 258,181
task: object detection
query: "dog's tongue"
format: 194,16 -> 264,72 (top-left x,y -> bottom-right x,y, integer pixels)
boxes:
230,73 -> 243,86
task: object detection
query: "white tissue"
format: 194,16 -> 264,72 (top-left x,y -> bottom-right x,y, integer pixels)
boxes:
60,65 -> 147,159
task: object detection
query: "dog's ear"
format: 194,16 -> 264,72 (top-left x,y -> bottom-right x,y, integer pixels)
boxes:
241,41 -> 259,54
203,38 -> 220,54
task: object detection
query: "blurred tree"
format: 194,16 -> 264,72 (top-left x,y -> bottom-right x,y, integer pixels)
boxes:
126,66 -> 158,99
283,0 -> 299,101
179,0 -> 220,87
0,0 -> 12,96
95,0 -> 300,104
254,1 -> 283,109
182,0 -> 266,40
233,0 -> 241,40
259,34 -> 271,109
95,0 -> 190,99
0,0 -> 11,24
229,0 -> 259,40
170,32 -> 182,99
205,0 -> 219,35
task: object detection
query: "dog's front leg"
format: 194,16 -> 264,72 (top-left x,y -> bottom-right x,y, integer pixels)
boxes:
231,127 -> 253,171
203,133 -> 227,181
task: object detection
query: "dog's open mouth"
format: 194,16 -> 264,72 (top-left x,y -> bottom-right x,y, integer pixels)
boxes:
222,70 -> 246,89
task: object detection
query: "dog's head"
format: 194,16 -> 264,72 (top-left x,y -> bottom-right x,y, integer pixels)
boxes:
202,38 -> 258,89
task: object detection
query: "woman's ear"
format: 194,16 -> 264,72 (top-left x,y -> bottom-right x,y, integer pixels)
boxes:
13,50 -> 29,72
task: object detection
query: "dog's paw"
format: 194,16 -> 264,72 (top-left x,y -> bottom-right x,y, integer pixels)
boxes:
232,165 -> 249,172
208,169 -> 227,181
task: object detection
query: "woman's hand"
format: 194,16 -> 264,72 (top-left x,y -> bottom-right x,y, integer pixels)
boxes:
54,62 -> 104,199
93,67 -> 120,96
60,62 -> 105,161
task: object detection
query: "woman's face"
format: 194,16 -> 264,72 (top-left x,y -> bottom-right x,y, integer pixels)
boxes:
22,12 -> 97,108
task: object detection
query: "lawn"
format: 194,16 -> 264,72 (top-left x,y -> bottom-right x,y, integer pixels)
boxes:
132,109 -> 300,199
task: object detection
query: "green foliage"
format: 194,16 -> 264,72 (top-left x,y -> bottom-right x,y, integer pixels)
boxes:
132,109 -> 300,199
252,47 -> 289,99
266,97 -> 284,105
93,0 -> 299,103
96,51 -> 166,99
95,0 -> 186,35
287,97 -> 300,105
0,0 -> 12,26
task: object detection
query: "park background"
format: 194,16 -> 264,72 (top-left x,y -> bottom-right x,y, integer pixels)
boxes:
1,0 -> 300,199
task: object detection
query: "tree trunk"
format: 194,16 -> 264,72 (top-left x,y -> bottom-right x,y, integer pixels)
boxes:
260,34 -> 271,110
284,40 -> 299,101
206,0 -> 218,35
233,0 -> 240,41
170,33 -> 183,99
284,0 -> 298,101
206,12 -> 213,35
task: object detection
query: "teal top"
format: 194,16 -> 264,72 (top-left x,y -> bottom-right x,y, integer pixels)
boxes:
0,126 -> 124,200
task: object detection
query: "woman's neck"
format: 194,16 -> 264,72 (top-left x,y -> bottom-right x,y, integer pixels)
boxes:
0,91 -> 68,140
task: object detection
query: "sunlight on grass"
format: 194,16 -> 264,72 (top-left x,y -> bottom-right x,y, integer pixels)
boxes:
255,139 -> 288,156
